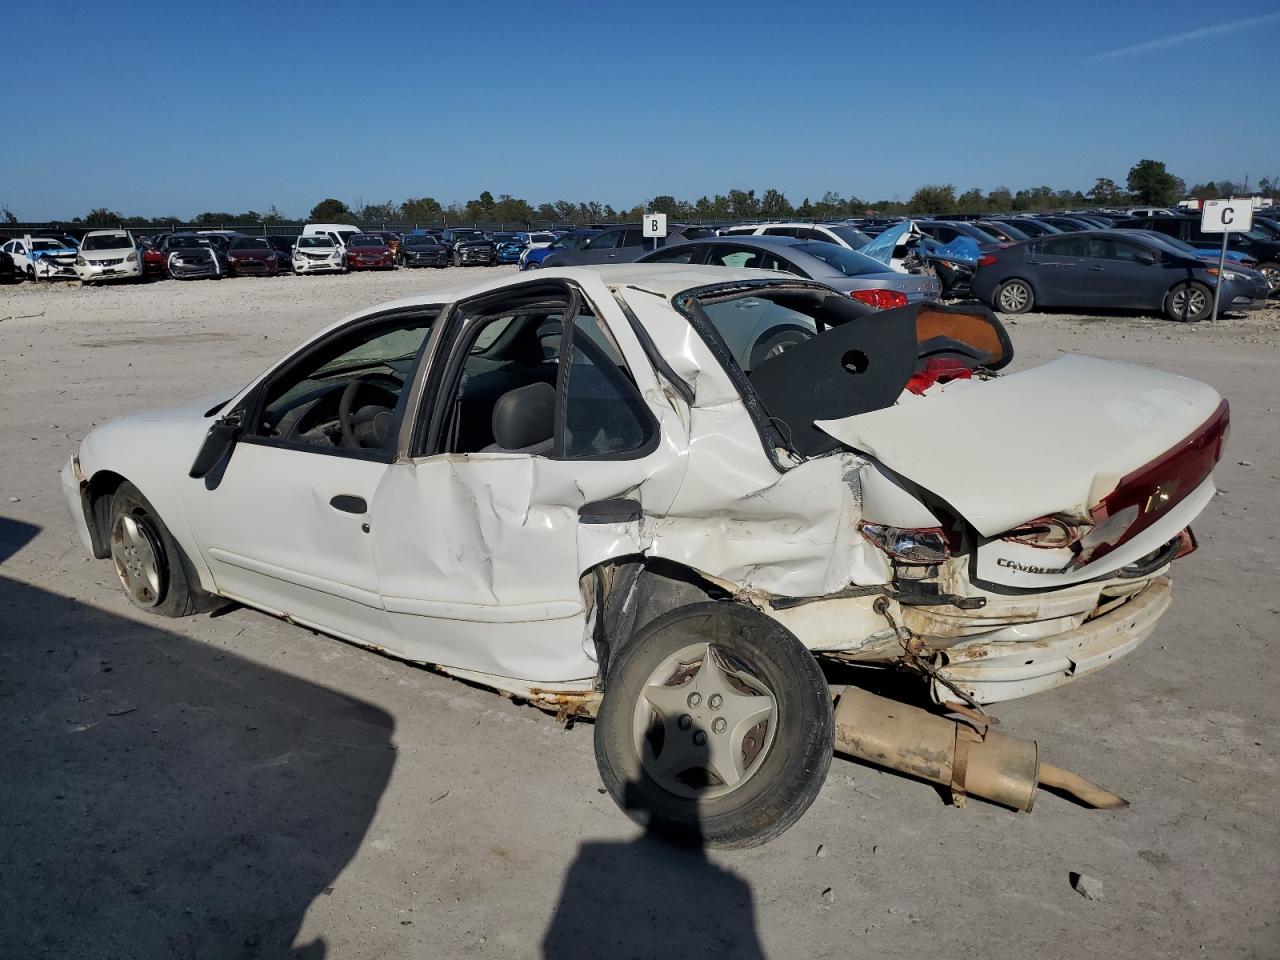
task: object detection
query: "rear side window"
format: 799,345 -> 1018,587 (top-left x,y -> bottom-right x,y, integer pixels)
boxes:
1040,235 -> 1090,257
762,226 -> 803,238
561,314 -> 655,458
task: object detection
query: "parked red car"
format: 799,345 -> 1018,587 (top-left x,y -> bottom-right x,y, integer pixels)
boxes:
225,236 -> 280,276
344,234 -> 397,271
139,240 -> 167,278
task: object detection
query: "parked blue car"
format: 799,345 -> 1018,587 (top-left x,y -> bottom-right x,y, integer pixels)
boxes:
495,233 -> 529,265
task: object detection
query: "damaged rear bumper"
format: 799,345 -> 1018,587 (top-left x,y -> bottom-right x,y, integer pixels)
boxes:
927,576 -> 1171,702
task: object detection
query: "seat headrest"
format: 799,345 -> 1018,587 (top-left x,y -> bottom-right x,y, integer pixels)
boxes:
491,381 -> 556,452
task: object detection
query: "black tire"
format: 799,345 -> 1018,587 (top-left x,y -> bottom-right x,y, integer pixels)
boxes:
993,278 -> 1034,314
107,481 -> 216,618
525,261 -> 540,270
594,601 -> 833,849
748,325 -> 815,369
1165,281 -> 1212,322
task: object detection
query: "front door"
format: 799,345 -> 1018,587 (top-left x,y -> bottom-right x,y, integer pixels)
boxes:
184,309 -> 437,649
369,280 -> 677,685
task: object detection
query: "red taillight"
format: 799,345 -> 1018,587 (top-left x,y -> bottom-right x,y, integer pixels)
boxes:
1073,400 -> 1229,568
977,254 -> 998,267
905,357 -> 973,395
1173,528 -> 1197,559
849,289 -> 909,310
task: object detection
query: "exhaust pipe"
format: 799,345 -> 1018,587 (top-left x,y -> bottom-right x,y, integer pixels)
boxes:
832,686 -> 1127,812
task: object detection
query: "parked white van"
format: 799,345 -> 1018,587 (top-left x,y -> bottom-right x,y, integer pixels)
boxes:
303,223 -> 361,249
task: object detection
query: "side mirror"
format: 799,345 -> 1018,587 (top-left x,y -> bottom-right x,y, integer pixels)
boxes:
189,419 -> 242,478
1136,251 -> 1157,265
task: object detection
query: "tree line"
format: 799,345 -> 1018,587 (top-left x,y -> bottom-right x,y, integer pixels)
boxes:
7,159 -> 1274,228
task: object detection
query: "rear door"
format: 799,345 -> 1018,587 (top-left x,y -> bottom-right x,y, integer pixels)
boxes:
368,278 -> 681,683
1027,234 -> 1090,305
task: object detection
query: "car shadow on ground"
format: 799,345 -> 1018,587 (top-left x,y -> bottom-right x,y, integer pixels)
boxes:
0,516 -> 394,960
541,780 -> 766,959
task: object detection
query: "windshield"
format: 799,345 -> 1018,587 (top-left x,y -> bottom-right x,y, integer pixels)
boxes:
451,230 -> 486,240
32,240 -> 68,251
229,237 -> 270,250
1136,232 -> 1200,257
529,233 -> 555,243
405,236 -> 439,246
171,237 -> 212,250
794,241 -> 890,277
82,234 -> 131,251
348,235 -> 386,247
298,236 -> 334,249
825,226 -> 870,249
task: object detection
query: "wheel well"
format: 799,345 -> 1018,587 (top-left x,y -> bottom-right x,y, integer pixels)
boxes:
584,557 -> 734,687
85,470 -> 128,558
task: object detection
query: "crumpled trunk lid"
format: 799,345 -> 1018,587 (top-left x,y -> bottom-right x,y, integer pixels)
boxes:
816,354 -> 1227,588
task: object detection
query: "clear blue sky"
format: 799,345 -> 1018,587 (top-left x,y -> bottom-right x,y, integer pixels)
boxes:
5,0 -> 1279,219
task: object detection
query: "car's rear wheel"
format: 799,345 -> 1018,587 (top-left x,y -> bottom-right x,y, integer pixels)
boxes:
994,278 -> 1034,314
1165,281 -> 1211,322
594,602 -> 833,849
108,481 -> 214,618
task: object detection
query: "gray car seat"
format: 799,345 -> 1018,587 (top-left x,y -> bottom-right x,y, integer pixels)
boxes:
481,381 -> 556,455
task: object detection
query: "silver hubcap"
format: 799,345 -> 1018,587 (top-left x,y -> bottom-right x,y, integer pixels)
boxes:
1172,287 -> 1206,316
999,283 -> 1029,311
111,514 -> 164,608
632,642 -> 778,800
1261,265 -> 1279,291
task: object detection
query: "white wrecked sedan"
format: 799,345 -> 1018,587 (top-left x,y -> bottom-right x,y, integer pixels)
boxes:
61,265 -> 1228,846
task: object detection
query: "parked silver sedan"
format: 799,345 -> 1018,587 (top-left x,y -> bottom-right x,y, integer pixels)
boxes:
637,235 -> 940,309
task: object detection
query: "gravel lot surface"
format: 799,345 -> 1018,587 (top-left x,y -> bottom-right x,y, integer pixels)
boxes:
2,269 -> 1277,959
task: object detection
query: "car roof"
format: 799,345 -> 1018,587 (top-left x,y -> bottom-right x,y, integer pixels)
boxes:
702,235 -> 805,247
351,264 -> 796,316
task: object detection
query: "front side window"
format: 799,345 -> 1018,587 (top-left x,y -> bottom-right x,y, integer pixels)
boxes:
255,316 -> 434,457
1089,237 -> 1147,262
585,230 -> 622,250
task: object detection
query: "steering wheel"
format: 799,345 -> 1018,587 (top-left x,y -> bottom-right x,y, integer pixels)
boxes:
338,373 -> 404,449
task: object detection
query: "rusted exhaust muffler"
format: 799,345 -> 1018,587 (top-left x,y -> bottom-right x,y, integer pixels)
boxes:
832,686 -> 1127,812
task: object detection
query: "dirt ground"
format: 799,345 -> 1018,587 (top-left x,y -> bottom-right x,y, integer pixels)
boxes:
1,269 -> 1277,960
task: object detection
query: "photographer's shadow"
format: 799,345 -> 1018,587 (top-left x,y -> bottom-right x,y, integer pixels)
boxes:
542,781 -> 766,959
0,515 -> 394,960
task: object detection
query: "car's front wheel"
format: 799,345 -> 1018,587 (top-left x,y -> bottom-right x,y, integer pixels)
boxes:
994,278 -> 1034,314
594,602 -> 833,849
108,481 -> 214,618
1255,260 -> 1279,295
1165,281 -> 1212,322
